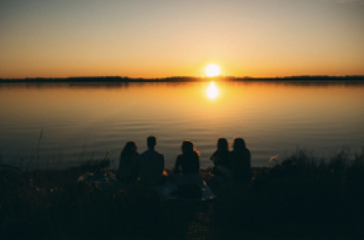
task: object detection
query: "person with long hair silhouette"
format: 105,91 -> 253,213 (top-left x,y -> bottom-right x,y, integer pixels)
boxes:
210,138 -> 231,171
117,141 -> 139,182
230,137 -> 252,182
175,140 -> 200,175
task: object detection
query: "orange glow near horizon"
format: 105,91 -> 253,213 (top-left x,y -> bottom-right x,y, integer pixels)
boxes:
1,54 -> 363,79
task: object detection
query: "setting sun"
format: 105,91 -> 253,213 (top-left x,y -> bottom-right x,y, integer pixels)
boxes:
205,64 -> 221,77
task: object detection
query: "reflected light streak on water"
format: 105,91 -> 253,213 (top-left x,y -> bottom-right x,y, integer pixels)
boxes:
206,82 -> 219,100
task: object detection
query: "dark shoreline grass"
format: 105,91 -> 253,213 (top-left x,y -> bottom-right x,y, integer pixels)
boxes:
1,150 -> 364,239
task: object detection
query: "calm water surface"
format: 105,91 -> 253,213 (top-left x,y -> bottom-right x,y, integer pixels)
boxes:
0,81 -> 363,169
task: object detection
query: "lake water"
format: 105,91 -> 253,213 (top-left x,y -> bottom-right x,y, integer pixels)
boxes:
0,81 -> 363,169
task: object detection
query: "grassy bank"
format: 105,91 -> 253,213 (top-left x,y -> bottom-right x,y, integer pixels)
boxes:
1,150 -> 364,239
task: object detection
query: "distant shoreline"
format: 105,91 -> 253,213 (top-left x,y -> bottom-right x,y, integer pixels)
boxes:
1,75 -> 364,83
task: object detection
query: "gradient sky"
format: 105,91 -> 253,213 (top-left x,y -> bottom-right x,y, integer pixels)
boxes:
1,0 -> 364,78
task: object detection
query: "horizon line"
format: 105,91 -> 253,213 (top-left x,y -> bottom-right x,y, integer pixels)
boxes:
1,75 -> 364,82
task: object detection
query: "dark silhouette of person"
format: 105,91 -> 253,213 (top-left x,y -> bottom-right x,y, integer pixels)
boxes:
117,141 -> 139,182
175,140 -> 200,175
139,136 -> 165,185
210,138 -> 231,171
230,137 -> 252,182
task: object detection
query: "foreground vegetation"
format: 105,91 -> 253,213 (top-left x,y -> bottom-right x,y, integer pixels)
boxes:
1,150 -> 364,239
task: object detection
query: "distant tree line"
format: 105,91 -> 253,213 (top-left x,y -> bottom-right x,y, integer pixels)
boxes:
0,75 -> 363,83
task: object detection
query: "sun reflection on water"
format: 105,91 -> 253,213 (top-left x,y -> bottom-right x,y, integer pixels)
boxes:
206,82 -> 219,100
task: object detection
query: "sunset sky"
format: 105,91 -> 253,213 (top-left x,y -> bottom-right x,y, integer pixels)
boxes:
1,0 -> 363,79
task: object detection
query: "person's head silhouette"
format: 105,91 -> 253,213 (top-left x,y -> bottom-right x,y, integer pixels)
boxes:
233,137 -> 246,151
121,141 -> 137,155
217,138 -> 229,151
147,135 -> 157,150
181,140 -> 200,156
181,140 -> 194,154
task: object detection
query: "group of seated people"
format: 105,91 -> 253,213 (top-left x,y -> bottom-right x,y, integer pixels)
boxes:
117,135 -> 252,186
